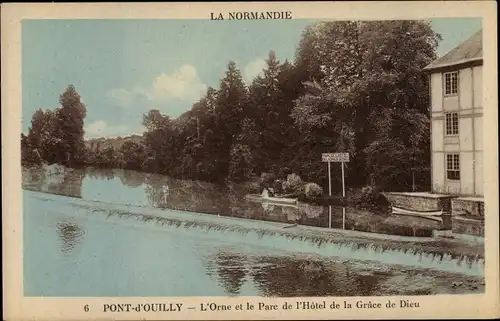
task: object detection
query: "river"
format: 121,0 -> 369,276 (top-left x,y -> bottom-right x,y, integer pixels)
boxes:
22,166 -> 485,297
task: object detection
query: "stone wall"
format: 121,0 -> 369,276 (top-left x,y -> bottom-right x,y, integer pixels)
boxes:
451,198 -> 485,218
382,193 -> 485,238
452,216 -> 484,237
383,193 -> 455,212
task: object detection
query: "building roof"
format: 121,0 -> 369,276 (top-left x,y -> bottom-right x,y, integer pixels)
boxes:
424,29 -> 483,72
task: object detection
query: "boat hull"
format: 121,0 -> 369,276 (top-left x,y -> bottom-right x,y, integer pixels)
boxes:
245,194 -> 298,205
263,197 -> 298,205
391,206 -> 443,222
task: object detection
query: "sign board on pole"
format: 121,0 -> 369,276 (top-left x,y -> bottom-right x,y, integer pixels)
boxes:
322,152 -> 349,230
322,152 -> 349,163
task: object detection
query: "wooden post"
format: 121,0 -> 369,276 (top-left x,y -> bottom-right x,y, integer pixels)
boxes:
328,161 -> 332,229
329,205 -> 332,229
342,208 -> 345,230
341,162 -> 345,197
322,152 -> 350,230
342,161 -> 346,230
328,161 -> 332,196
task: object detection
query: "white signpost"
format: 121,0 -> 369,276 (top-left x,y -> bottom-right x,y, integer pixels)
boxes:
322,153 -> 350,229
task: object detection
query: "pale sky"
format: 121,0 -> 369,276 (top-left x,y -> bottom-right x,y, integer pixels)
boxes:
21,18 -> 482,138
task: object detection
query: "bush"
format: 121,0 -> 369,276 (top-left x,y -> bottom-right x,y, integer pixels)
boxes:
282,173 -> 303,194
272,179 -> 283,194
305,182 -> 323,197
260,172 -> 276,189
349,185 -> 386,208
241,177 -> 261,194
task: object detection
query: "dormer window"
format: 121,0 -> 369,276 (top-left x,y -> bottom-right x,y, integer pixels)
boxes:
444,71 -> 458,96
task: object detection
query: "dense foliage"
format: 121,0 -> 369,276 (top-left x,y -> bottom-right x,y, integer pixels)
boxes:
22,85 -> 87,168
22,20 -> 440,194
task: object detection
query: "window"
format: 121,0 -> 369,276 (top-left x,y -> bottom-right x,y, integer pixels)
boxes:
444,71 -> 458,95
446,154 -> 460,180
445,112 -> 459,135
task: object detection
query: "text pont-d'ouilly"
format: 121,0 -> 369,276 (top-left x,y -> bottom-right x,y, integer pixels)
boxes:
210,11 -> 292,21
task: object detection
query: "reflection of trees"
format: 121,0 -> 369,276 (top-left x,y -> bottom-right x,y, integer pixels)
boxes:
145,180 -> 169,208
203,251 -> 386,297
249,256 -> 381,297
205,252 -> 248,296
298,202 -> 324,219
282,207 -> 301,222
259,203 -> 289,221
85,167 -> 116,180
116,169 -> 147,188
22,166 -> 46,190
56,219 -> 86,255
23,166 -> 84,198
261,203 -> 276,213
237,202 -> 268,221
379,216 -> 440,237
48,169 -> 85,198
143,174 -> 234,215
295,206 -> 441,237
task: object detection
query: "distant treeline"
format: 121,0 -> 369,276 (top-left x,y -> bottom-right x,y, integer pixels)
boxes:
22,20 -> 438,196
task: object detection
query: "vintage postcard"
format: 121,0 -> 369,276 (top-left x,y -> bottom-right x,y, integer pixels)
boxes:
2,1 -> 499,320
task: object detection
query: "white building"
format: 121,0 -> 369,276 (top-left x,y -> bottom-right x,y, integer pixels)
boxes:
424,30 -> 483,197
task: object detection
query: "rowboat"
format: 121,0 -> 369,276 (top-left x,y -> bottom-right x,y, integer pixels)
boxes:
391,205 -> 443,222
263,196 -> 298,205
246,188 -> 299,206
245,194 -> 298,206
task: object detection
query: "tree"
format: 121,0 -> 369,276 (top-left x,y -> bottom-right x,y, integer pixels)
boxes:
216,61 -> 249,138
56,85 -> 87,167
22,20 -> 439,196
25,108 -> 60,164
291,20 -> 440,189
212,61 -> 250,179
228,143 -> 254,182
142,110 -> 174,173
248,51 -> 284,172
21,133 -> 42,166
142,109 -> 166,132
26,109 -> 45,149
355,20 -> 438,188
120,140 -> 146,170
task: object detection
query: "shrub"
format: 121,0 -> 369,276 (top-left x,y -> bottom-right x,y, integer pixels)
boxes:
241,177 -> 261,193
282,173 -> 303,194
349,185 -> 387,208
305,182 -> 323,198
260,172 -> 276,189
272,179 -> 284,194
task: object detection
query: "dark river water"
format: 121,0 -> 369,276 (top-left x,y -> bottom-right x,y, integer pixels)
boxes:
22,166 -> 485,297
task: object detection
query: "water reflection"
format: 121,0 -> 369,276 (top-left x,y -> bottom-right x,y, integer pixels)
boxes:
205,252 -> 249,296
56,220 -> 86,256
298,202 -> 323,219
22,166 -> 449,238
22,166 -> 84,198
249,256 -> 361,297
86,167 -> 115,180
118,170 -> 147,188
23,187 -> 484,297
203,251 -> 461,297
